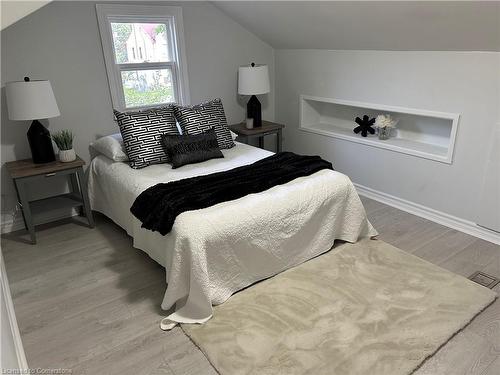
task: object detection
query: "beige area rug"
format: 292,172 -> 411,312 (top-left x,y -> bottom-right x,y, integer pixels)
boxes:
182,239 -> 497,375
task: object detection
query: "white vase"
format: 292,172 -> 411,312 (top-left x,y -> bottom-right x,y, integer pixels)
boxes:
59,149 -> 76,162
377,127 -> 391,140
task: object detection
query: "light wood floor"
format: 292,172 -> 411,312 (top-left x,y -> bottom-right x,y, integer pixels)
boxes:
2,197 -> 499,374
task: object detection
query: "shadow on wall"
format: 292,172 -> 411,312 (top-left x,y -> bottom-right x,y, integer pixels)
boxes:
1,86 -> 32,160
1,86 -> 29,215
236,93 -> 270,121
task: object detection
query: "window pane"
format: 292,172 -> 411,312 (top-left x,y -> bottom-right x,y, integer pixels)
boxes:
121,69 -> 175,108
111,22 -> 170,64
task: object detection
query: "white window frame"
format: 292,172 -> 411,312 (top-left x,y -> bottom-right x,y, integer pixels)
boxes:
96,4 -> 190,110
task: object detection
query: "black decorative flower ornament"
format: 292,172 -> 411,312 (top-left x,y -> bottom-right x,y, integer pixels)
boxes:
353,115 -> 376,137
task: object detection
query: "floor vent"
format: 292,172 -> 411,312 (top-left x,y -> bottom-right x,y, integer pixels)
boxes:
469,271 -> 500,289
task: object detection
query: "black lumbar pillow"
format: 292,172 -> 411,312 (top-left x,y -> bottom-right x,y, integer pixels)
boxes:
161,128 -> 224,169
353,115 -> 376,137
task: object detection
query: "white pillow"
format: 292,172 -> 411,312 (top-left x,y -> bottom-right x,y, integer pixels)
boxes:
90,133 -> 129,162
230,130 -> 238,141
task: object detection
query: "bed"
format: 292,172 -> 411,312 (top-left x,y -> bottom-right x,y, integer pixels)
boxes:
88,141 -> 377,325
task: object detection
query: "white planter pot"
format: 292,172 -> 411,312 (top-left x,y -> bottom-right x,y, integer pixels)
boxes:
59,149 -> 76,163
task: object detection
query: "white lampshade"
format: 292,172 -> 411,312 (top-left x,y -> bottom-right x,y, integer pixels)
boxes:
238,64 -> 270,95
6,79 -> 60,121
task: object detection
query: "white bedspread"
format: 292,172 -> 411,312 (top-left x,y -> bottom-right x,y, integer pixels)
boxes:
88,142 -> 377,324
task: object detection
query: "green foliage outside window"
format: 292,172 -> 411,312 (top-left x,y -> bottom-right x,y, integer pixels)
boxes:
124,86 -> 174,108
112,23 -> 132,64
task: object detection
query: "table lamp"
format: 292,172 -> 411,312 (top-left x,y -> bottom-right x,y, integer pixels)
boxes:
6,77 -> 60,163
238,63 -> 270,128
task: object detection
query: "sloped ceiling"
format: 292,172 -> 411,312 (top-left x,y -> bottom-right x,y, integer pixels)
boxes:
213,1 -> 500,51
1,1 -> 51,30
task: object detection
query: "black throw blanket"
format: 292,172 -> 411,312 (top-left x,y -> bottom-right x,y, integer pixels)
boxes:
130,152 -> 333,235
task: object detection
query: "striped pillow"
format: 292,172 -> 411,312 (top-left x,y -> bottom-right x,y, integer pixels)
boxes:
173,98 -> 235,150
114,106 -> 178,169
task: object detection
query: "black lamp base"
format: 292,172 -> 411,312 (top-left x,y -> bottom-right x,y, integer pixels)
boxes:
246,95 -> 262,127
27,120 -> 56,164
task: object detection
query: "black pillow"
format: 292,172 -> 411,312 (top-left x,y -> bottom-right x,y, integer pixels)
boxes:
161,128 -> 224,169
114,106 -> 178,169
173,98 -> 235,150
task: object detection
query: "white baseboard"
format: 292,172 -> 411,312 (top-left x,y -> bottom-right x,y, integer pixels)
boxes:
354,183 -> 500,246
1,208 -> 78,234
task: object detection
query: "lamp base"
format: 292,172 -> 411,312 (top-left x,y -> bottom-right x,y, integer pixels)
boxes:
27,120 -> 56,164
246,95 -> 262,127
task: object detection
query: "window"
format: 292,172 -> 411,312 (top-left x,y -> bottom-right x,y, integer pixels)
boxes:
96,4 -> 190,110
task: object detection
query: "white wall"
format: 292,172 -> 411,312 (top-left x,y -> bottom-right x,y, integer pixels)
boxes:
2,2 -> 497,237
0,1 -> 274,228
1,1 -> 51,30
275,50 -> 499,227
214,1 -> 500,52
478,128 -> 500,232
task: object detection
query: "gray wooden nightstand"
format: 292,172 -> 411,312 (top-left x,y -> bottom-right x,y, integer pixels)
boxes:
5,156 -> 94,244
229,121 -> 284,152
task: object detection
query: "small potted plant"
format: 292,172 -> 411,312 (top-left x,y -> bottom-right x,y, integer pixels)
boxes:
374,114 -> 398,140
52,130 -> 76,162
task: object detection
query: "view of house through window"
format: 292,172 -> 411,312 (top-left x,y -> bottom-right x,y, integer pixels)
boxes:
111,23 -> 170,64
109,22 -> 175,108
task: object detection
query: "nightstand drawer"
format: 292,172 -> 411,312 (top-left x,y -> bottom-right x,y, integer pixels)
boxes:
18,167 -> 82,183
